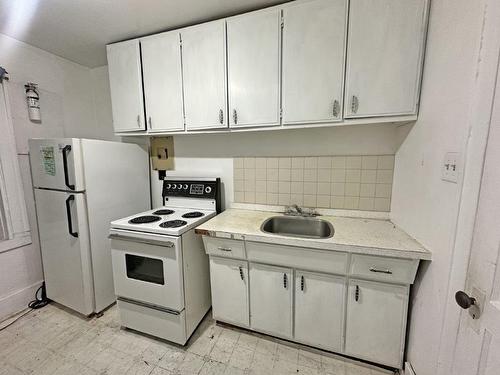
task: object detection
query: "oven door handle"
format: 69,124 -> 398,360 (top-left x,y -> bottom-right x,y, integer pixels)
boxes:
108,233 -> 174,248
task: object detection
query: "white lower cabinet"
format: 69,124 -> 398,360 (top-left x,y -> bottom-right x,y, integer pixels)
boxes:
345,279 -> 409,368
294,271 -> 345,351
209,257 -> 249,326
249,263 -> 293,338
204,238 -> 418,369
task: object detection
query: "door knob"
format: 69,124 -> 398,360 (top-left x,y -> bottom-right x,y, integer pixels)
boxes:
455,291 -> 476,310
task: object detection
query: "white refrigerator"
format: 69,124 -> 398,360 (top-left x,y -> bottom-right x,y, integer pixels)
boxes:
29,138 -> 150,315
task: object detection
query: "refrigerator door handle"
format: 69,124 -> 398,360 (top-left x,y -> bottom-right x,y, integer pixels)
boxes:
62,145 -> 75,190
65,195 -> 79,238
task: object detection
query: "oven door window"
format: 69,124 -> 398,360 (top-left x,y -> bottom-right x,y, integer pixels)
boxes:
125,254 -> 164,285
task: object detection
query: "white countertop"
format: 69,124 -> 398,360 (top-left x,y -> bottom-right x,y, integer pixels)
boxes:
195,209 -> 431,260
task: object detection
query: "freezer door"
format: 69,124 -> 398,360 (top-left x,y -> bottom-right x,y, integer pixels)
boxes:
34,188 -> 94,315
29,138 -> 85,191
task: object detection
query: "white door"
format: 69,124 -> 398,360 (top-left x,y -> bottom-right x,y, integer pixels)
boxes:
294,271 -> 345,351
448,45 -> 500,375
209,257 -> 249,326
345,279 -> 408,368
344,0 -> 427,118
34,189 -> 94,315
249,263 -> 293,338
227,9 -> 281,128
141,32 -> 185,132
29,138 -> 84,191
107,40 -> 145,132
181,21 -> 227,130
282,0 -> 346,125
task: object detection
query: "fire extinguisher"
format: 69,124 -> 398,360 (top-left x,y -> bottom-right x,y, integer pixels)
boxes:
25,82 -> 41,122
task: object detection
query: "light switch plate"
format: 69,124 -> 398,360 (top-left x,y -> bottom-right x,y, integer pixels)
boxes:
442,152 -> 460,183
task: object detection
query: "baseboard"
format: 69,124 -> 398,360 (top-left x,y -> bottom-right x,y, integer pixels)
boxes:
404,362 -> 416,375
0,280 -> 43,320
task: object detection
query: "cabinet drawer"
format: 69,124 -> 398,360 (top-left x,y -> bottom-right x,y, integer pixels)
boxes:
246,242 -> 347,275
349,254 -> 419,284
203,237 -> 246,259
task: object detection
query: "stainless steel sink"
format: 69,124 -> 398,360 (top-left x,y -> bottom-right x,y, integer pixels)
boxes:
260,216 -> 334,239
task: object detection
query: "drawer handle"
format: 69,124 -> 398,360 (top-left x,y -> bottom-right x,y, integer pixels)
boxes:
369,267 -> 393,275
355,285 -> 360,302
283,273 -> 287,289
217,247 -> 232,252
239,266 -> 244,281
300,275 -> 304,291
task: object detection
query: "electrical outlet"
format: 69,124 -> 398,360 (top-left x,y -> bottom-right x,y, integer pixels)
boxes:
442,152 -> 460,183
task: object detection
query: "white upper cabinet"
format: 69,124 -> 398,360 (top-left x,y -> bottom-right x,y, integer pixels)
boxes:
107,40 -> 145,132
181,21 -> 228,130
227,9 -> 281,128
344,0 -> 427,118
141,32 -> 184,132
282,0 -> 347,125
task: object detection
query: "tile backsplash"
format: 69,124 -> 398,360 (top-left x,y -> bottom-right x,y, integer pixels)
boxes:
233,155 -> 394,212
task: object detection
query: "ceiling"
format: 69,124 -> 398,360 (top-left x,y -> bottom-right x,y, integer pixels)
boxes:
0,0 -> 288,68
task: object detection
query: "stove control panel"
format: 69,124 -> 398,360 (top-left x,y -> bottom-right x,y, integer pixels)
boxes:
162,179 -> 219,200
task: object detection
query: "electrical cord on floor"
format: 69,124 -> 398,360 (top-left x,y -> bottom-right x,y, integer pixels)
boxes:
0,309 -> 32,331
0,284 -> 49,332
28,284 -> 50,309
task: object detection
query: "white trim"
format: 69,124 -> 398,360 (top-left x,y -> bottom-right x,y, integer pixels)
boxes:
0,232 -> 31,253
0,280 -> 43,321
0,75 -> 31,250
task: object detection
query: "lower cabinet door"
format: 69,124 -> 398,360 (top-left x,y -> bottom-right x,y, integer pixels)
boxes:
249,263 -> 293,338
345,279 -> 409,368
209,257 -> 249,326
294,271 -> 345,351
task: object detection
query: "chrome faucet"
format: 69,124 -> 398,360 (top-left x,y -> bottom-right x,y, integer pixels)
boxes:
284,204 -> 318,217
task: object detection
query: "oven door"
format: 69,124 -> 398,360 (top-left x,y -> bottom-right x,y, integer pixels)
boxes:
110,232 -> 184,311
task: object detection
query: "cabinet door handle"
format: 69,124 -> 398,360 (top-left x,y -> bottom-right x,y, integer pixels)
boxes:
239,266 -> 244,281
233,109 -> 238,125
369,267 -> 393,275
217,247 -> 232,252
219,109 -> 224,124
283,273 -> 287,289
351,95 -> 359,114
355,285 -> 360,302
148,116 -> 152,128
332,100 -> 340,118
137,114 -> 141,126
300,275 -> 304,292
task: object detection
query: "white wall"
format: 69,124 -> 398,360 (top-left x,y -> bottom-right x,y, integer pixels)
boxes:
390,1 -> 487,374
0,33 -> 113,319
150,124 -> 403,207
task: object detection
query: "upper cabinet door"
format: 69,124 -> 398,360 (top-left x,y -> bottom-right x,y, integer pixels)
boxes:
106,40 -> 145,132
344,0 -> 427,118
181,21 -> 227,130
141,32 -> 185,132
227,9 -> 281,128
282,0 -> 347,125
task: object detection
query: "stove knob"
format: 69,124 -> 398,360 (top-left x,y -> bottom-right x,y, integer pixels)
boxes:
205,186 -> 212,194
172,184 -> 177,189
166,184 -> 171,189
183,184 -> 188,190
177,185 -> 183,190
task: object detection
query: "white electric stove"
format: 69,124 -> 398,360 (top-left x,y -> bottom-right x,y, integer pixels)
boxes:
109,177 -> 220,345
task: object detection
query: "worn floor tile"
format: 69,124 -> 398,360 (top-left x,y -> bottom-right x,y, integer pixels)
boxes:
0,303 -> 393,375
